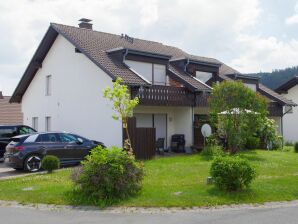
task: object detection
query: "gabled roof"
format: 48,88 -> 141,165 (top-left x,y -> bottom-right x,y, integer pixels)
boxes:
218,72 -> 296,106
275,76 -> 298,93
10,22 -> 293,106
11,23 -> 220,102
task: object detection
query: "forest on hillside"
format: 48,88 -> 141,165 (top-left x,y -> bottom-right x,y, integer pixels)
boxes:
247,66 -> 298,90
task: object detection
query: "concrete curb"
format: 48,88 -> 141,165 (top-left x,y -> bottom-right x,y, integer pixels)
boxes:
0,200 -> 297,214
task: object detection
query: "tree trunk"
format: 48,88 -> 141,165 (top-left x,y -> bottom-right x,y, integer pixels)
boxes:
123,118 -> 133,153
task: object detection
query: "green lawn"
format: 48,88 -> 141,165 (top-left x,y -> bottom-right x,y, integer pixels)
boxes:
0,148 -> 298,207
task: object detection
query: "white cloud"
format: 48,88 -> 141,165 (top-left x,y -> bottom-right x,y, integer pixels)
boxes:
0,0 -> 297,94
230,35 -> 298,72
286,1 -> 298,25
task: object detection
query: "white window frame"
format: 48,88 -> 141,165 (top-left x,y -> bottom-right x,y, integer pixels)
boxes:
45,116 -> 51,132
45,75 -> 52,96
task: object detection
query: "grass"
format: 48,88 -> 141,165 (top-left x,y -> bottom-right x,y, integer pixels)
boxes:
0,148 -> 298,207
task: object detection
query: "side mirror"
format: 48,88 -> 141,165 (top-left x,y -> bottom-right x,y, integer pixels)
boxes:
76,138 -> 84,145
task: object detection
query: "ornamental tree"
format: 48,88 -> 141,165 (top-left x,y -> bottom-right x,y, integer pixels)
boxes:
103,78 -> 139,153
209,81 -> 267,153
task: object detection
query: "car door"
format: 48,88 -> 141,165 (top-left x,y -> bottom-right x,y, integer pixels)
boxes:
59,133 -> 92,162
36,133 -> 66,161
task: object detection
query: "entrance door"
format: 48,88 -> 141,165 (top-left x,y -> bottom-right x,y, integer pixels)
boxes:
154,114 -> 167,148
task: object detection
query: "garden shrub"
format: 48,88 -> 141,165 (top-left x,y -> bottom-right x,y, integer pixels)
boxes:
201,145 -> 224,157
210,156 -> 256,191
245,136 -> 260,149
295,142 -> 298,153
41,155 -> 60,173
71,146 -> 144,204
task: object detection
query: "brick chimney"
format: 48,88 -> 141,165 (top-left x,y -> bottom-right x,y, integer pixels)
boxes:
0,91 -> 3,99
78,18 -> 93,30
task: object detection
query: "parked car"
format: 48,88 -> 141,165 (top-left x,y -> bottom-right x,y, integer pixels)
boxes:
0,125 -> 36,159
4,132 -> 105,172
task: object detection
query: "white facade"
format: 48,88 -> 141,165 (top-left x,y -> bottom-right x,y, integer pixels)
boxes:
22,35 -> 122,147
133,106 -> 193,148
282,86 -> 298,142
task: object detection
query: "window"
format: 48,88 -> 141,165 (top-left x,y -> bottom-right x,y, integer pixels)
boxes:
59,133 -> 78,143
45,75 -> 52,96
19,126 -> 36,135
45,116 -> 51,131
244,83 -> 257,92
125,60 -> 167,85
36,133 -> 59,143
195,71 -> 212,83
32,117 -> 38,131
153,64 -> 167,85
0,127 -> 16,138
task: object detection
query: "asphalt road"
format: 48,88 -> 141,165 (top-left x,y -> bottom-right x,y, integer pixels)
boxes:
0,203 -> 298,224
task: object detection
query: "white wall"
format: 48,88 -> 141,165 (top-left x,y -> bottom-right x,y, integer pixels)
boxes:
22,35 -> 122,147
133,106 -> 193,147
282,86 -> 298,142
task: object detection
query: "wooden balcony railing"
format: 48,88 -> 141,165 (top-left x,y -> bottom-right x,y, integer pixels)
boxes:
131,85 -> 195,106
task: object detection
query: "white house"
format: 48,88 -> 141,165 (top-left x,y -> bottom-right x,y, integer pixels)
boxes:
10,19 -> 295,158
276,76 -> 298,142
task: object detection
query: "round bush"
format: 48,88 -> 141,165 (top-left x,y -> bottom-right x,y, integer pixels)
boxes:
41,155 -> 60,173
294,142 -> 298,153
210,156 -> 256,191
71,146 -> 144,203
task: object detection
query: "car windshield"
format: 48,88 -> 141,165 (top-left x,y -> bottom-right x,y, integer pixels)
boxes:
0,127 -> 17,138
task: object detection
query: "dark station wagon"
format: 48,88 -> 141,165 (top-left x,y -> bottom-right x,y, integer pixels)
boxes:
4,132 -> 105,172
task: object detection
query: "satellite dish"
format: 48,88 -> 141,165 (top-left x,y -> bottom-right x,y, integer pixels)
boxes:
201,124 -> 212,137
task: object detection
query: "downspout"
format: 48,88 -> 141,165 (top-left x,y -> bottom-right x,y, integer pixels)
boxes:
123,48 -> 129,63
184,58 -> 190,72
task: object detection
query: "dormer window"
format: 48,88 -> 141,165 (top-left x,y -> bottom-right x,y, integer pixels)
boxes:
244,83 -> 257,92
125,60 -> 168,85
195,71 -> 212,83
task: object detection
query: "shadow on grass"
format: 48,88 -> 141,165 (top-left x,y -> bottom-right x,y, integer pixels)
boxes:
207,186 -> 257,202
238,150 -> 267,162
64,188 -> 141,208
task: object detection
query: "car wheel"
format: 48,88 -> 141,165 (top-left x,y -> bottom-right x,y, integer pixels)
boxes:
24,155 -> 42,172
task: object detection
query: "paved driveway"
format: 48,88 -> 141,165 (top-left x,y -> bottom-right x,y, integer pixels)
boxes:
0,161 -> 25,179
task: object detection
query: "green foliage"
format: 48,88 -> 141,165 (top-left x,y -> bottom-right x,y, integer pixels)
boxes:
209,81 -> 267,153
210,156 -> 256,191
294,142 -> 298,153
201,145 -> 224,158
41,155 -> 60,173
103,77 -> 139,121
258,117 -> 281,150
71,146 -> 144,205
103,77 -> 139,151
245,136 -> 260,149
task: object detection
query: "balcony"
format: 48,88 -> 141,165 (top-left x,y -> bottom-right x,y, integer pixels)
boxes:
131,85 -> 195,106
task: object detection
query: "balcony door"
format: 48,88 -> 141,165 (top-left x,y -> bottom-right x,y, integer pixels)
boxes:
135,113 -> 167,148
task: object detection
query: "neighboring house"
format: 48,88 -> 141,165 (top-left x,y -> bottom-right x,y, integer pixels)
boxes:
10,19 -> 295,156
275,76 -> 298,142
0,91 -> 22,124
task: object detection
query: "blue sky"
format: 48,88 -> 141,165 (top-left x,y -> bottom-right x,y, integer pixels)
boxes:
1,0 -> 298,95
